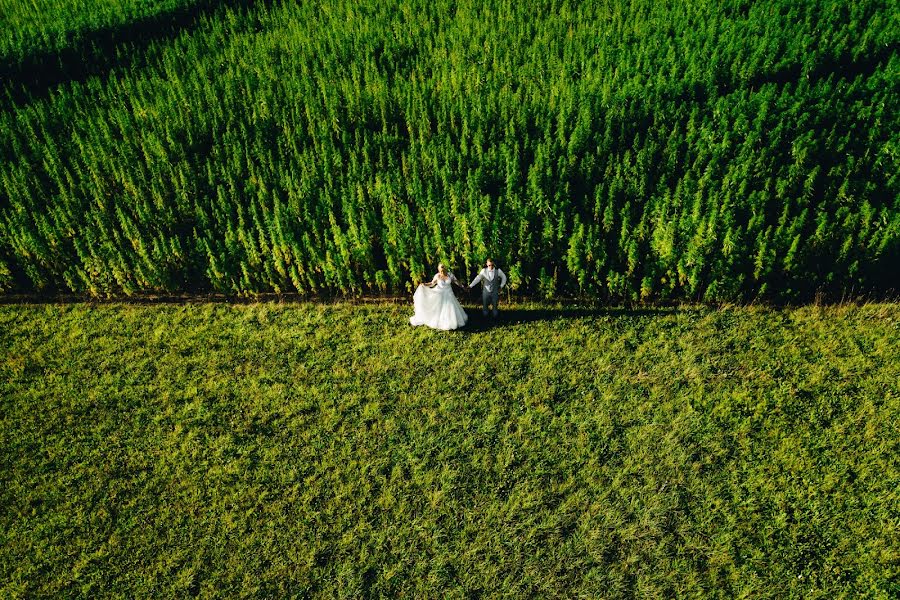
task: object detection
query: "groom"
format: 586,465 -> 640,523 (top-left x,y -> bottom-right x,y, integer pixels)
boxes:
468,258 -> 508,317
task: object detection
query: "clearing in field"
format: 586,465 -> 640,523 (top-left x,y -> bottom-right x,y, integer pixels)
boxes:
1,302 -> 898,597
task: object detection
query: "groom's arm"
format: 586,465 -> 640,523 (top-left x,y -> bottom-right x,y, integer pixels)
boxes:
468,271 -> 482,288
498,269 -> 508,288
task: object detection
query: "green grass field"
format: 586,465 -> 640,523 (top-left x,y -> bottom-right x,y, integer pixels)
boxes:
1,301 -> 898,597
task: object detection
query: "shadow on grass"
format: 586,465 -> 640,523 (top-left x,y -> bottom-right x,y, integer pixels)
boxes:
454,306 -> 686,332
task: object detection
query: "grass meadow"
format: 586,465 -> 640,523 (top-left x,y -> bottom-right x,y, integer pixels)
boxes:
1,301 -> 899,597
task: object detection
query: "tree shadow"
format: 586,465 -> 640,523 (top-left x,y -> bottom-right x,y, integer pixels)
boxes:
1,0 -> 255,109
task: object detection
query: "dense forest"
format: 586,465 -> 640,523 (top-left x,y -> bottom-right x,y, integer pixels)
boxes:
0,0 -> 897,300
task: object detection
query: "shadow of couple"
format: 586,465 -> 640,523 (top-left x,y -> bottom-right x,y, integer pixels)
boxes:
452,305 -> 685,332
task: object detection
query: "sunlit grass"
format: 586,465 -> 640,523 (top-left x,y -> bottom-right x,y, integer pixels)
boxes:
1,302 -> 898,597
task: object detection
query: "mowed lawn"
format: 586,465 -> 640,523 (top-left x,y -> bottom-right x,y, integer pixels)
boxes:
1,301 -> 898,598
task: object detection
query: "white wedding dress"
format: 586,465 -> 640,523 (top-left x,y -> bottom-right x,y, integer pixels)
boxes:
410,274 -> 468,330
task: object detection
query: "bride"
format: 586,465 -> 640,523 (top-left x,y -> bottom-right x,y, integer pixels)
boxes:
409,263 -> 469,330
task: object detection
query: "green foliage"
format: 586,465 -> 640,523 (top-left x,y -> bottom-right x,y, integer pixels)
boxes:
0,0 -> 897,300
0,0 -> 201,65
1,302 -> 899,596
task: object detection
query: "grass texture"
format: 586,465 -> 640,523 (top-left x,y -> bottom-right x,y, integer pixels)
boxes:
1,301 -> 898,597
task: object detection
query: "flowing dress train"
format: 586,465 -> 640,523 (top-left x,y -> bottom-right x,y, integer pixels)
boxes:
410,275 -> 468,330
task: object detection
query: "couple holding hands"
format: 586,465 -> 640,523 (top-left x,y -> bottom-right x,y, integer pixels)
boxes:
409,259 -> 508,331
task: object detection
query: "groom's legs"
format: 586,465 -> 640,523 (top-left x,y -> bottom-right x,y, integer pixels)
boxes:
482,288 -> 490,316
490,289 -> 500,317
